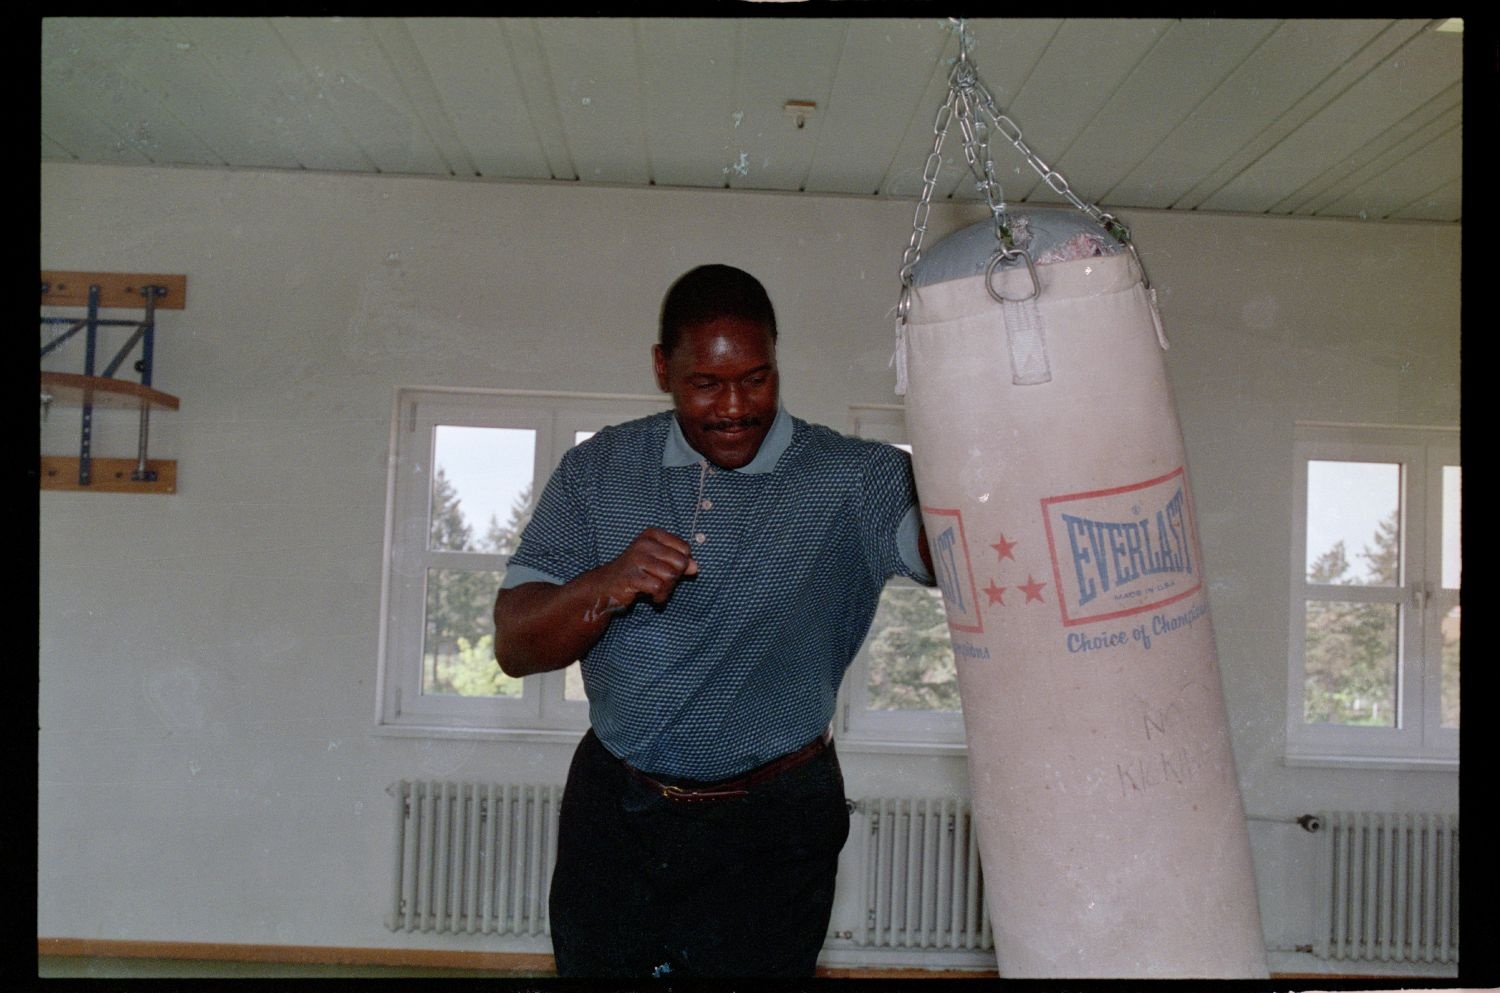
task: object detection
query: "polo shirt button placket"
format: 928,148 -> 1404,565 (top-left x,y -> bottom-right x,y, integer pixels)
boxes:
687,461 -> 715,550
693,487 -> 712,546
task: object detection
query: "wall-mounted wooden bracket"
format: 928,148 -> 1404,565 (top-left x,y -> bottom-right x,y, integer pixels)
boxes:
41,271 -> 186,310
39,372 -> 180,412
39,457 -> 177,494
40,271 -> 184,493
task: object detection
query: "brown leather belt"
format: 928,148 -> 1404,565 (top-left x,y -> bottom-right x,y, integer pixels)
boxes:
624,730 -> 832,803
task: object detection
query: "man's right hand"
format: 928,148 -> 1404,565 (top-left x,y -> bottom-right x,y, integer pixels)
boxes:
493,528 -> 698,677
596,528 -> 700,609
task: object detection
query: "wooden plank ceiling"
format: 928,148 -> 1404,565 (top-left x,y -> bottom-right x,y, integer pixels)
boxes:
41,17 -> 1463,223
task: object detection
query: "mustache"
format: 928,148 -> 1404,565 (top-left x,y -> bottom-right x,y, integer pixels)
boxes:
704,417 -> 762,432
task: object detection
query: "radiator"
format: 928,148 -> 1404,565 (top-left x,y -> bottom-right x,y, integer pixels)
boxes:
385,780 -> 562,935
854,796 -> 993,951
1313,810 -> 1459,964
386,785 -> 993,950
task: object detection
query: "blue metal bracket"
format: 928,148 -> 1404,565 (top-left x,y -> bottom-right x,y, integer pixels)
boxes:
40,274 -> 181,490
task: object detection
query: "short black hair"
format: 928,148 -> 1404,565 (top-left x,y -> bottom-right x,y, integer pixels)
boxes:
659,264 -> 778,356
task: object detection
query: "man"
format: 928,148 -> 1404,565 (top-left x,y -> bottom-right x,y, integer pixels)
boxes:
493,264 -> 933,978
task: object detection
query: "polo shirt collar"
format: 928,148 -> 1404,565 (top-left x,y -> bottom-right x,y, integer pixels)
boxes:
661,403 -> 792,474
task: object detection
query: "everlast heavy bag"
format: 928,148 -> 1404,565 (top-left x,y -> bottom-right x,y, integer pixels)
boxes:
900,209 -> 1268,978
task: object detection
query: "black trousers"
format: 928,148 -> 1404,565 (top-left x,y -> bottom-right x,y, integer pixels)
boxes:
548,729 -> 851,979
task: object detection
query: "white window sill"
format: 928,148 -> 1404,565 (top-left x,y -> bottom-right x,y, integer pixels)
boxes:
371,722 -> 586,746
1282,751 -> 1458,772
372,722 -> 974,760
835,734 -> 967,757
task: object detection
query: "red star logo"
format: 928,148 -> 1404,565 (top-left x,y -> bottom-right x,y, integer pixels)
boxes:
991,534 -> 1018,562
983,580 -> 1006,605
1020,575 -> 1047,603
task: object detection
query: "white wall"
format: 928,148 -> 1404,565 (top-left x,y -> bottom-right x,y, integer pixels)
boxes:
39,161 -> 1459,968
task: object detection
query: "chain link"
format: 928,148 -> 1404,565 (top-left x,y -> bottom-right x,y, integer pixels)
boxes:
971,79 -> 1092,223
954,84 -> 1010,247
896,86 -> 958,318
896,20 -> 1141,319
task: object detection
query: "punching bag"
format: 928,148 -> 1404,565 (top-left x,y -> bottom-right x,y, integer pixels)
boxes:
900,208 -> 1267,978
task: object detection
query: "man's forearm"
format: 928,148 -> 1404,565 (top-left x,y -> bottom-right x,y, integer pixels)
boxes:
494,529 -> 698,678
492,575 -> 620,678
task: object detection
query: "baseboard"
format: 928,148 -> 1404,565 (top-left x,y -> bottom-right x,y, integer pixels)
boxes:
37,938 -> 554,975
1264,947 -> 1458,981
39,938 -> 1461,982
38,938 -> 1006,979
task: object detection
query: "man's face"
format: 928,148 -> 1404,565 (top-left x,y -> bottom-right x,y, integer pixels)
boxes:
654,315 -> 779,470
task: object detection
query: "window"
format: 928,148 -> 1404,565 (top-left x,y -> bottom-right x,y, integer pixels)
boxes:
376,388 -> 668,736
839,405 -> 964,747
1287,424 -> 1459,767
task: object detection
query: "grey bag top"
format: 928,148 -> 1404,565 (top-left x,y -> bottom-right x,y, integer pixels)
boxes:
911,206 -> 1125,288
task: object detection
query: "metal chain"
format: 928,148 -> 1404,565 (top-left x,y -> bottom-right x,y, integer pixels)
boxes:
896,20 -> 1144,320
954,72 -> 1011,247
895,85 -> 958,319
965,74 -> 1135,251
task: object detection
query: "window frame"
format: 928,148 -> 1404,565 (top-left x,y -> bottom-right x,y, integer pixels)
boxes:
374,386 -> 670,739
1286,423 -> 1459,769
837,404 -> 966,750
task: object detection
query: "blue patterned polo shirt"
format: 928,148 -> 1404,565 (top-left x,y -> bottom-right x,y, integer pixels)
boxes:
502,405 -> 933,780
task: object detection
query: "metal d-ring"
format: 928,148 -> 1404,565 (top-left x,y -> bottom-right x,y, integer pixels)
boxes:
985,247 -> 1039,303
